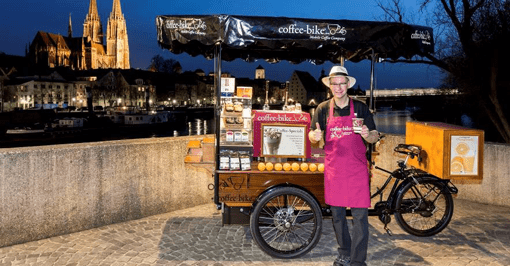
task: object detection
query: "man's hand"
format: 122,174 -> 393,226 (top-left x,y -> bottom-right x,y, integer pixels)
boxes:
360,125 -> 370,139
361,125 -> 379,143
309,122 -> 323,143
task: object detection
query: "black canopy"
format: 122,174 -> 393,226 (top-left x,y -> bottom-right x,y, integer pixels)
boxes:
156,14 -> 434,64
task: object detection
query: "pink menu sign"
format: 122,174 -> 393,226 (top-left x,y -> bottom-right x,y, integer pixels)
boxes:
253,110 -> 311,158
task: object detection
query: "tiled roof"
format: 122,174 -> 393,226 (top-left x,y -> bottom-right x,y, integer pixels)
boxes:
35,31 -> 70,50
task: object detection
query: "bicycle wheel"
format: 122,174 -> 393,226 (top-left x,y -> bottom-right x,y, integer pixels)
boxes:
394,178 -> 454,236
250,187 -> 322,259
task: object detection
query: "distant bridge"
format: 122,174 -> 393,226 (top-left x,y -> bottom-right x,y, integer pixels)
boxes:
365,88 -> 459,97
351,88 -> 460,110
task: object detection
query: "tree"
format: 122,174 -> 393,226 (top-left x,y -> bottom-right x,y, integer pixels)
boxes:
377,0 -> 510,143
148,55 -> 180,74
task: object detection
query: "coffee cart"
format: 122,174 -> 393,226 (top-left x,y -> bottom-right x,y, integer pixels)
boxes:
156,15 -> 437,258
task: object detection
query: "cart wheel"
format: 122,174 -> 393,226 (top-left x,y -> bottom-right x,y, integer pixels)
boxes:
250,187 -> 322,259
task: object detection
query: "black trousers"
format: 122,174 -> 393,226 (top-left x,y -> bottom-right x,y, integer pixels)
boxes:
331,206 -> 368,266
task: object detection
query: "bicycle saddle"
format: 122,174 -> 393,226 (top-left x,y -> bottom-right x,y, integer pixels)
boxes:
394,144 -> 422,159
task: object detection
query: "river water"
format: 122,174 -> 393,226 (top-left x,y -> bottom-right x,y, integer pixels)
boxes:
373,110 -> 414,135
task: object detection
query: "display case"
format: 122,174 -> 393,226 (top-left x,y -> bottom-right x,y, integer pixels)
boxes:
218,87 -> 254,171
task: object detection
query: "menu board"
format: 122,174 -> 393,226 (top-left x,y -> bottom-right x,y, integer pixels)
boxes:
450,135 -> 479,175
221,77 -> 235,97
252,110 -> 311,158
261,124 -> 306,157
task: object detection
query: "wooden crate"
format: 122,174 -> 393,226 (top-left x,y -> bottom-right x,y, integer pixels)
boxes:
405,121 -> 484,181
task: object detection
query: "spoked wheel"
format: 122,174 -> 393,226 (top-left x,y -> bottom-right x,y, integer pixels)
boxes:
394,178 -> 454,236
250,187 -> 322,259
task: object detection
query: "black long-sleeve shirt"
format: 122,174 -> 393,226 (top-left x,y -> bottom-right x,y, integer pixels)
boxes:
310,98 -> 376,138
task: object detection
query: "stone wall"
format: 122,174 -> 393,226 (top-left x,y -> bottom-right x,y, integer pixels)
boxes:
0,136 -> 214,248
1,133 -> 509,248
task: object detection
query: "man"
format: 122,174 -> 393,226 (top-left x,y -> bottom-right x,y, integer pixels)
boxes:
309,65 -> 379,266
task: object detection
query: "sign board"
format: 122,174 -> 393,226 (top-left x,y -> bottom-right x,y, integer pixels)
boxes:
221,77 -> 235,97
261,124 -> 307,158
253,110 -> 311,158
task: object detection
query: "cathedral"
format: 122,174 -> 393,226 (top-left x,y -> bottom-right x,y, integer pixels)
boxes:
29,0 -> 130,70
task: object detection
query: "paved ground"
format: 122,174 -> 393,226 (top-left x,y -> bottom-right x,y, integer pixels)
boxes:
1,199 -> 510,266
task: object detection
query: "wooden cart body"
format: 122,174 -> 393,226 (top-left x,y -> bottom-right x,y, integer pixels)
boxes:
217,168 -> 325,223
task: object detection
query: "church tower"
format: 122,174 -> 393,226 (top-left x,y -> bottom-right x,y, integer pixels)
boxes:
83,0 -> 103,44
68,13 -> 72,38
255,65 -> 265,79
106,0 -> 130,69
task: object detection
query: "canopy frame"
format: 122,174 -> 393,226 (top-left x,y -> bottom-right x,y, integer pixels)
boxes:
156,14 -> 435,208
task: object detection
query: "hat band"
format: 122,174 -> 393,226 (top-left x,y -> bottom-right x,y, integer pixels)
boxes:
330,72 -> 348,77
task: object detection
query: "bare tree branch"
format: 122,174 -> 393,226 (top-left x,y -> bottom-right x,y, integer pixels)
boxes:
376,0 -> 405,23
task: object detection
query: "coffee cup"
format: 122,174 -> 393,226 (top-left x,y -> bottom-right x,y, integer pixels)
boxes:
352,118 -> 364,134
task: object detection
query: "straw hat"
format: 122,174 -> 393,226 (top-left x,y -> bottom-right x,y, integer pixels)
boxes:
321,65 -> 356,88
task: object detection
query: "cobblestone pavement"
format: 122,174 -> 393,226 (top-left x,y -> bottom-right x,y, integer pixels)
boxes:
1,199 -> 510,266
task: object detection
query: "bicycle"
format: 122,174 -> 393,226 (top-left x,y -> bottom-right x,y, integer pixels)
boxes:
371,143 -> 458,236
249,142 -> 459,258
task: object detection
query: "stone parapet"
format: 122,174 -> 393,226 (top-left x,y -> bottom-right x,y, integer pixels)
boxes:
0,135 -> 214,248
1,133 -> 509,247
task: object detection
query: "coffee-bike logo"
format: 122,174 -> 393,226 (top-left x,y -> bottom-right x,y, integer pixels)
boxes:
278,23 -> 347,41
255,113 -> 309,123
165,19 -> 207,35
411,30 -> 432,45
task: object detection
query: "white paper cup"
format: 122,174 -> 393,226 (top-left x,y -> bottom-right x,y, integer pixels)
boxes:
352,118 -> 364,134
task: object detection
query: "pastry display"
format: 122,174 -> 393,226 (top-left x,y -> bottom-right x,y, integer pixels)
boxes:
234,102 -> 243,112
225,102 -> 234,112
225,117 -> 236,124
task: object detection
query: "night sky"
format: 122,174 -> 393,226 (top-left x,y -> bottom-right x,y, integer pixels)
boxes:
0,0 -> 444,89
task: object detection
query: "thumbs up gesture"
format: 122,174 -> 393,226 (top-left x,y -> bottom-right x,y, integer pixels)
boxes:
309,122 -> 323,143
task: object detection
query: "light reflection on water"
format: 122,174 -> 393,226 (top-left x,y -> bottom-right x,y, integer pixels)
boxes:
373,110 -> 414,135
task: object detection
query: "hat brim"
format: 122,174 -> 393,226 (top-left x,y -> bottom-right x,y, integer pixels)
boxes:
322,75 -> 356,89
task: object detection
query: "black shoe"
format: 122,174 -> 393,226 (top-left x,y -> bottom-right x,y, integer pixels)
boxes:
333,255 -> 351,266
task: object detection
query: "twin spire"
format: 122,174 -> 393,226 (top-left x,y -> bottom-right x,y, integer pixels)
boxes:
83,0 -> 103,44
82,0 -> 130,69
83,0 -> 125,44
111,0 -> 123,19
88,0 -> 100,20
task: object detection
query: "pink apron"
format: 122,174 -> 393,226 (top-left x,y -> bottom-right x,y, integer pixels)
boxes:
324,99 -> 370,208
